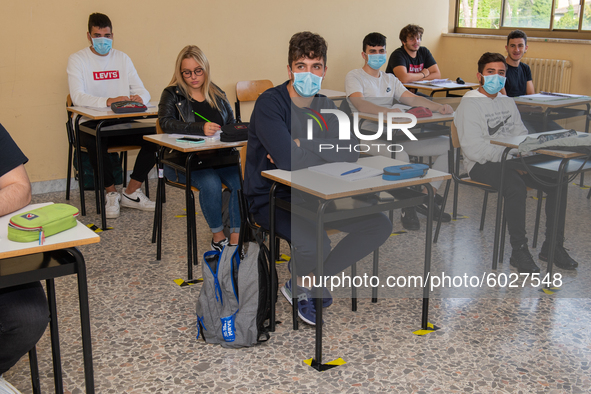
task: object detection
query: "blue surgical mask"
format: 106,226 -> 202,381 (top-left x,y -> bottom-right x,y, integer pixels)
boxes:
92,37 -> 112,55
367,53 -> 387,70
481,73 -> 506,95
292,71 -> 323,97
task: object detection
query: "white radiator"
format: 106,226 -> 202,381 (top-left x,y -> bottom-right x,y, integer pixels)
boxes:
521,58 -> 572,93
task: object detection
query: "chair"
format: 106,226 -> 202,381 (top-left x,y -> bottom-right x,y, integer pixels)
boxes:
65,95 -> 148,211
235,80 -> 274,122
441,124 -> 544,265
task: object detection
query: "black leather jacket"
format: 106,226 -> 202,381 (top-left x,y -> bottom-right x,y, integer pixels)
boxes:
158,84 -> 235,136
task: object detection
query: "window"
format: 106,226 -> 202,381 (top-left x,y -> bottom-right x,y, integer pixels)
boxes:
455,0 -> 591,38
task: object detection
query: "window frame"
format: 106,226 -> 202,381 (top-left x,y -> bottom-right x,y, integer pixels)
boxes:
454,0 -> 591,39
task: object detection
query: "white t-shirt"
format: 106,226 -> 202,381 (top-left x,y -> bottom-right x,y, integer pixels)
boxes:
454,89 -> 528,174
67,47 -> 150,108
344,68 -> 408,111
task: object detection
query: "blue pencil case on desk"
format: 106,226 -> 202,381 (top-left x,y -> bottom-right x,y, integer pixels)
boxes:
382,164 -> 429,181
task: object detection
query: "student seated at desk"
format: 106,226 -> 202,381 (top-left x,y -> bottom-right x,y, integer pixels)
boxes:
499,29 -> 560,133
345,32 -> 453,231
0,123 -> 49,394
244,32 -> 392,326
67,13 -> 157,219
455,52 -> 578,273
386,24 -> 441,85
158,45 -> 241,250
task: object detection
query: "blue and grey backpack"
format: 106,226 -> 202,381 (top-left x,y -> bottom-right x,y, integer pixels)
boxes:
195,239 -> 273,348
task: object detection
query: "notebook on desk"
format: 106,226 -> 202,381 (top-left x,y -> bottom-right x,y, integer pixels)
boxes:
308,162 -> 383,181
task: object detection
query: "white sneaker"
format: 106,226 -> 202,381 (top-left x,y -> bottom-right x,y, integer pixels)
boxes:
105,192 -> 121,219
121,187 -> 155,212
0,375 -> 22,394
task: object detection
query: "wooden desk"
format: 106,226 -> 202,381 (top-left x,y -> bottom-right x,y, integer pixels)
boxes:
262,155 -> 451,370
489,131 -> 590,276
513,95 -> 591,133
0,203 -> 100,393
144,134 -> 246,281
403,81 -> 479,97
68,102 -> 159,230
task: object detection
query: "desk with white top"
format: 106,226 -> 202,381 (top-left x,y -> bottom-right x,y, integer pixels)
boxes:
513,95 -> 591,133
262,155 -> 451,370
67,103 -> 159,230
0,203 -> 100,393
403,81 -> 479,97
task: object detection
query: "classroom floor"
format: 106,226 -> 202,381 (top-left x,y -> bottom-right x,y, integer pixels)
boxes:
5,177 -> 591,393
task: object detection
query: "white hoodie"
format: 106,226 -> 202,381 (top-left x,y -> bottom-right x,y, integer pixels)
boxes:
454,89 -> 528,174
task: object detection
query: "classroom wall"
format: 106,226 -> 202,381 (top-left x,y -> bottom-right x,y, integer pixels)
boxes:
0,0 -> 450,184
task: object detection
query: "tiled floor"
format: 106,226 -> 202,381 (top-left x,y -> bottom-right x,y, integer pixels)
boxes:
4,178 -> 591,393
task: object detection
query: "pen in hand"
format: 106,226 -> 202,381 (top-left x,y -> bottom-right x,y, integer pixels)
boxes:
341,167 -> 362,176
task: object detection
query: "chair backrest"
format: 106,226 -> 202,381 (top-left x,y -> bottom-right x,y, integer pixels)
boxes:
235,80 -> 273,122
156,118 -> 164,134
65,94 -> 76,146
450,122 -> 461,149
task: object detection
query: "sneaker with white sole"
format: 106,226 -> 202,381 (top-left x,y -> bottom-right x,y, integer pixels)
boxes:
121,187 -> 155,212
105,192 -> 121,218
0,375 -> 22,394
281,280 -> 318,325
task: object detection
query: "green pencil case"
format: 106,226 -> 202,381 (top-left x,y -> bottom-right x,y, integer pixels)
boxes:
8,204 -> 79,243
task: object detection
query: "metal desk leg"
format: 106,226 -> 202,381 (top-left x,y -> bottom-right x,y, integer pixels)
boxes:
68,248 -> 95,394
46,278 -> 64,394
268,183 -> 278,332
74,115 -> 86,216
492,148 -> 511,270
421,184 -> 434,329
545,159 -> 569,280
185,153 -> 198,281
28,347 -> 41,394
313,201 -> 330,368
371,248 -> 379,303
95,121 -> 108,230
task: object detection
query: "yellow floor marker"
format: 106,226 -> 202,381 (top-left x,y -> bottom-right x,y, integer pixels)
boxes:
574,183 -> 590,190
276,254 -> 290,264
540,287 -> 561,295
452,215 -> 469,221
174,278 -> 203,287
531,195 -> 546,200
303,357 -> 346,371
413,322 -> 440,336
86,223 -> 112,233
390,231 -> 407,237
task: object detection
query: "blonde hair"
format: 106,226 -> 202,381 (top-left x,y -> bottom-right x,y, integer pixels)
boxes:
168,45 -> 226,111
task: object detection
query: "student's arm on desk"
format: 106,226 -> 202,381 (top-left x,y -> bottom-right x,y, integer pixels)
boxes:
392,63 -> 441,83
0,164 -> 31,217
399,91 -> 453,114
526,81 -> 535,96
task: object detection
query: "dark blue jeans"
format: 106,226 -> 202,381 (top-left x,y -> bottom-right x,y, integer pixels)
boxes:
253,202 -> 392,277
164,164 -> 242,233
0,282 -> 49,375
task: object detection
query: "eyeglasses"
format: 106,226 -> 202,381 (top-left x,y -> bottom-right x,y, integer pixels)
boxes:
182,68 -> 204,78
